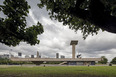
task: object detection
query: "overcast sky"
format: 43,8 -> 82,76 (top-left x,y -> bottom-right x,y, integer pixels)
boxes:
0,0 -> 116,62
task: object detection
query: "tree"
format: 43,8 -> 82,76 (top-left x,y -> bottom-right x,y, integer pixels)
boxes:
0,0 -> 44,46
111,57 -> 116,64
38,0 -> 116,39
99,56 -> 108,64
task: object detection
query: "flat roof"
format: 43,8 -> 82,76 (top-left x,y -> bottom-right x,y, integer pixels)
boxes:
10,58 -> 101,62
70,40 -> 78,45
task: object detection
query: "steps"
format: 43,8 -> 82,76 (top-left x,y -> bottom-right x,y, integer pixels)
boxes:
59,61 -> 67,65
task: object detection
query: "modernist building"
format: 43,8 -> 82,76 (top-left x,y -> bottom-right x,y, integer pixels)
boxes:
10,40 -> 102,65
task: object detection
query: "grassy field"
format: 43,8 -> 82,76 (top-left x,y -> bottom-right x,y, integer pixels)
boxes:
0,65 -> 116,77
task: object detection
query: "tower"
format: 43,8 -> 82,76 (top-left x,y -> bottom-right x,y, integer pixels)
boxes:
37,51 -> 39,58
70,40 -> 78,59
56,53 -> 59,58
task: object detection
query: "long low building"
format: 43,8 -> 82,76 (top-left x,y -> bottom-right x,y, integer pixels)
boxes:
10,58 -> 102,65
10,40 -> 102,65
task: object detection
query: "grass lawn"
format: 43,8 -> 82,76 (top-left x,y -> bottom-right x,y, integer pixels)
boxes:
0,65 -> 116,77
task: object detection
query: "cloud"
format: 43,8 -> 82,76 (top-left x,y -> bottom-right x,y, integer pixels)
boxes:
28,9 -> 38,25
0,0 -> 116,62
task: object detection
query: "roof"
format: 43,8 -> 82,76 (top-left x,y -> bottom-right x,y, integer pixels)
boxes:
10,58 -> 102,62
70,40 -> 78,45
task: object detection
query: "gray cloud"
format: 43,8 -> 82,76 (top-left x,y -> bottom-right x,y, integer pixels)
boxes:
0,0 -> 116,62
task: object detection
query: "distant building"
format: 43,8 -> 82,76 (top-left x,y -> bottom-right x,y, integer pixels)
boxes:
37,51 -> 39,58
0,54 -> 9,59
25,55 -> 30,58
18,52 -> 22,56
61,55 -> 65,58
56,53 -> 59,58
31,55 -> 34,58
39,55 -> 41,58
11,55 -> 14,58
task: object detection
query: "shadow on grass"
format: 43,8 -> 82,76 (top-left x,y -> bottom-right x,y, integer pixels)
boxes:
0,74 -> 108,77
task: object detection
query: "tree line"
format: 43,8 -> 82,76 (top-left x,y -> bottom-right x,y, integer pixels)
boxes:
98,56 -> 116,64
0,58 -> 33,65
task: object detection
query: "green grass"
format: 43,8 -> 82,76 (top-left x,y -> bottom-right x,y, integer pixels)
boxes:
0,65 -> 116,77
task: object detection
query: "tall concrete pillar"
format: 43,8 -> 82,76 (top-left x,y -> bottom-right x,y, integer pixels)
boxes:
72,44 -> 75,59
70,40 -> 78,59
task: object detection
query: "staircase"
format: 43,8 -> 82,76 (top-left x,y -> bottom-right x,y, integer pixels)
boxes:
59,61 -> 67,65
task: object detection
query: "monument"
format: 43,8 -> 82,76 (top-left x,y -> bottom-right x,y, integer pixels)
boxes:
10,40 -> 102,65
70,40 -> 78,59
